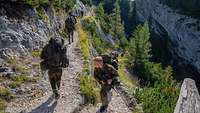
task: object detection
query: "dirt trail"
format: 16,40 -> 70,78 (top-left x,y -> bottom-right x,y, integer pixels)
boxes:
79,89 -> 132,113
6,31 -> 133,113
6,32 -> 84,113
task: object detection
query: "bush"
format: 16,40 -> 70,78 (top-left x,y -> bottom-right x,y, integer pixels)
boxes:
135,84 -> 179,113
80,75 -> 99,105
81,17 -> 113,54
13,75 -> 31,83
77,23 -> 90,60
15,65 -> 29,75
8,82 -> 22,89
25,0 -> 49,6
0,99 -> 7,111
32,50 -> 41,57
133,60 -> 180,113
36,6 -> 48,20
0,88 -> 14,101
53,0 -> 76,11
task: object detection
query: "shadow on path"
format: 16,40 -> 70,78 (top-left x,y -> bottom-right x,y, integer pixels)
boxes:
28,95 -> 57,113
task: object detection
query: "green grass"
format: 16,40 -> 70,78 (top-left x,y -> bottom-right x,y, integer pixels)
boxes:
31,50 -> 41,57
36,6 -> 48,20
8,82 -> 22,89
0,77 -> 4,83
12,75 -> 36,83
0,88 -> 14,101
80,74 -> 100,105
60,30 -> 68,39
0,99 -> 7,111
7,57 -> 17,66
15,65 -> 29,75
25,0 -> 49,6
77,22 -> 90,60
118,56 -> 136,90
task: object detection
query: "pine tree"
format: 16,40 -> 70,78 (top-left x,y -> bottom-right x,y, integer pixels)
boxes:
128,22 -> 151,67
110,1 -> 128,49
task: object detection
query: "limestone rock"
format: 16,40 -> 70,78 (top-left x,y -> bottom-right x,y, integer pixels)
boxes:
174,78 -> 200,113
135,0 -> 200,76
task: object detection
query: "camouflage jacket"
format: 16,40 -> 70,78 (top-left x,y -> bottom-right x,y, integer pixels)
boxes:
94,63 -> 119,84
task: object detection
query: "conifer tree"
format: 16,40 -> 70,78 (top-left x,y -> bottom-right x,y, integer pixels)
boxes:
110,1 -> 128,48
128,22 -> 151,67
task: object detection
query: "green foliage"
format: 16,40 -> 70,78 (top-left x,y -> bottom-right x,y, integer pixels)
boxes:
0,99 -> 7,111
110,1 -> 128,49
0,88 -> 14,101
81,17 -> 110,54
80,75 -> 100,105
12,75 -> 37,83
8,82 -> 22,89
25,0 -> 49,6
80,0 -> 92,6
78,23 -> 90,60
128,22 -> 151,67
126,21 -> 179,113
15,65 -> 29,75
95,2 -> 128,50
53,0 -> 76,11
135,83 -> 179,113
94,4 -> 112,34
7,57 -> 17,66
25,0 -> 75,11
36,6 -> 48,20
133,60 -> 180,113
31,50 -> 41,57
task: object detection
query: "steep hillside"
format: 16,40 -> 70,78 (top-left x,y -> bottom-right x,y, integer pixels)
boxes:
135,0 -> 200,81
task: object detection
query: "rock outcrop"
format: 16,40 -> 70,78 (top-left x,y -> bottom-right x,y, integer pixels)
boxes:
135,0 -> 200,78
0,0 -> 87,61
174,78 -> 200,113
0,2 -> 65,60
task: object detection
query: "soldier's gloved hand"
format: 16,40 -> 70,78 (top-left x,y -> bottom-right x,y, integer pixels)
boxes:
107,79 -> 112,85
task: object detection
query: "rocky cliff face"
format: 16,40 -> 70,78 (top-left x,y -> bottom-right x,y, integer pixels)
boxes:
135,0 -> 200,80
0,0 -> 87,61
0,2 -> 65,60
174,78 -> 200,113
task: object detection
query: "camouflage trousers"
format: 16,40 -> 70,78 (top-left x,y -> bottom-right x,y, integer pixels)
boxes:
48,68 -> 62,95
68,30 -> 74,44
100,84 -> 112,108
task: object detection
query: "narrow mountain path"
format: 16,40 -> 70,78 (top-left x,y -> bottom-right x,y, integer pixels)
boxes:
79,90 -> 132,113
6,30 -> 133,113
6,32 -> 84,113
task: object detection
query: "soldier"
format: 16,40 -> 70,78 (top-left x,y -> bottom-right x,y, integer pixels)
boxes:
93,56 -> 119,113
40,37 -> 69,99
65,12 -> 77,44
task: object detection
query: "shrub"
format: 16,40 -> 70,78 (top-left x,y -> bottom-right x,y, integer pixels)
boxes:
8,82 -> 21,89
135,84 -> 179,113
15,65 -> 29,75
31,50 -> 41,57
77,23 -> 90,60
0,99 -> 7,111
13,75 -> 29,83
25,0 -> 49,6
80,75 -> 99,105
0,88 -> 14,101
36,6 -> 48,20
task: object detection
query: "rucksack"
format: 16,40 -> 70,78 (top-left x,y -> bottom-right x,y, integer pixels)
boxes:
40,38 -> 69,70
101,54 -> 118,70
66,16 -> 76,31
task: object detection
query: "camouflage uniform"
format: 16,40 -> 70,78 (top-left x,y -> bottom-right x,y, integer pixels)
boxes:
66,13 -> 77,44
48,68 -> 62,97
94,63 -> 119,112
40,38 -> 68,99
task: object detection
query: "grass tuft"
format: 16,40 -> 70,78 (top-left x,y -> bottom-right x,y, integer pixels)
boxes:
0,88 -> 14,101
